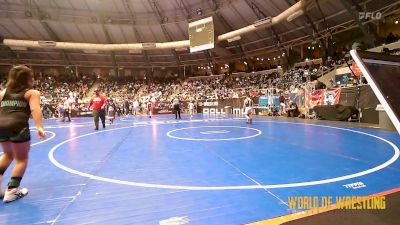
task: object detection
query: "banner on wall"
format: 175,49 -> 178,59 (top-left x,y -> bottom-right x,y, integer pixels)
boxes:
308,88 -> 341,108
352,61 -> 363,77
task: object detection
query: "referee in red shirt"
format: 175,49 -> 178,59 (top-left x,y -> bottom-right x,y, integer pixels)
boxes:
89,89 -> 107,130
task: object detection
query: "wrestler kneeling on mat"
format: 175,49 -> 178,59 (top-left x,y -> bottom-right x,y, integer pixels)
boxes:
0,65 -> 46,203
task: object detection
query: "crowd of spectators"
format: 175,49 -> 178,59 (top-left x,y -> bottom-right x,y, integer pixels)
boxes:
85,49 -> 371,118
98,80 -> 142,103
34,73 -> 95,118
0,64 -> 323,118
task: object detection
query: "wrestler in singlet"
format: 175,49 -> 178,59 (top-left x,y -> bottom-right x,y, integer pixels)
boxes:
0,89 -> 32,143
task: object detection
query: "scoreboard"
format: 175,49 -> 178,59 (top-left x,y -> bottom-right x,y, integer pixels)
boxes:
189,16 -> 214,53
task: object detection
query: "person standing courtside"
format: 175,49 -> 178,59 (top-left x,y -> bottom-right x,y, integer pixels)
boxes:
107,99 -> 117,125
62,96 -> 73,122
188,101 -> 195,118
243,94 -> 254,124
123,98 -> 130,116
132,99 -> 139,116
172,96 -> 181,120
89,89 -> 107,130
147,100 -> 152,118
0,65 -> 46,203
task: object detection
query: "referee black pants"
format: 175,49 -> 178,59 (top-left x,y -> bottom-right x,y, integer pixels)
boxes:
174,104 -> 181,119
93,109 -> 106,129
62,109 -> 71,122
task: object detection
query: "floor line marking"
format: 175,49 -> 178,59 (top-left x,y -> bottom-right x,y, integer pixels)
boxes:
167,126 -> 262,141
49,125 -> 137,225
31,131 -> 56,146
197,138 -> 290,207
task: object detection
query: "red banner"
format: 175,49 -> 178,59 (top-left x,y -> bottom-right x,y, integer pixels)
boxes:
352,61 -> 363,77
307,88 -> 341,108
309,89 -> 325,107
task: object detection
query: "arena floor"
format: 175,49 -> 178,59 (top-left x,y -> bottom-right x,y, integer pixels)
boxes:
1,114 -> 399,225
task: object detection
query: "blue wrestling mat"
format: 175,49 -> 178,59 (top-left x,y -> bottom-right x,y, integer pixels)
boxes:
0,115 -> 399,225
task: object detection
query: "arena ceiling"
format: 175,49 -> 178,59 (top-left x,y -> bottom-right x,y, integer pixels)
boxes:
0,0 -> 398,69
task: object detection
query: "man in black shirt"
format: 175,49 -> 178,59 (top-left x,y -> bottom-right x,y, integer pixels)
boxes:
287,101 -> 300,118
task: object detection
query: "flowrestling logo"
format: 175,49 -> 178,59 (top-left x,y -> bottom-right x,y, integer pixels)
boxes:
359,12 -> 382,20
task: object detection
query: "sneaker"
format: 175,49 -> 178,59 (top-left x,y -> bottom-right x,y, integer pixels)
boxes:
3,187 -> 29,203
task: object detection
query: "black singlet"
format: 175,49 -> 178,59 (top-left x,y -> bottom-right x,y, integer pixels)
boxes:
244,98 -> 252,107
0,89 -> 32,142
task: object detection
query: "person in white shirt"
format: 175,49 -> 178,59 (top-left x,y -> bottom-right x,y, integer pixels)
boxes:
243,94 -> 254,124
188,101 -> 195,118
132,99 -> 139,116
62,96 -> 73,122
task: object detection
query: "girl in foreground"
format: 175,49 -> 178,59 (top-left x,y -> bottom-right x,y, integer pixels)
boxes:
0,65 -> 46,203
